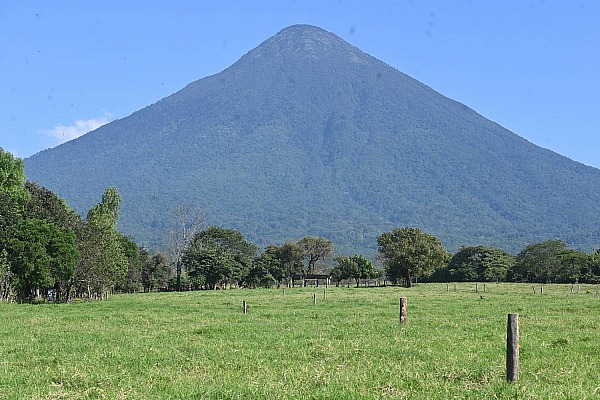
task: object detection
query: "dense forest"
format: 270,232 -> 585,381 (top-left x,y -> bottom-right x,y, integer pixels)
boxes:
4,147 -> 600,303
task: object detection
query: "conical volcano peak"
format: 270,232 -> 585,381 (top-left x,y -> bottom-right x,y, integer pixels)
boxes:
241,24 -> 370,64
273,24 -> 346,47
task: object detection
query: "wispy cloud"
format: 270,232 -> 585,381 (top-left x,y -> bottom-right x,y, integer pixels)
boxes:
41,116 -> 111,144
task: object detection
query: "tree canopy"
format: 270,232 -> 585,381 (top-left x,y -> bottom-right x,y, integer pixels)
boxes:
377,227 -> 448,287
447,245 -> 515,282
298,236 -> 333,274
183,227 -> 257,289
8,218 -> 78,302
510,240 -> 584,283
333,254 -> 377,287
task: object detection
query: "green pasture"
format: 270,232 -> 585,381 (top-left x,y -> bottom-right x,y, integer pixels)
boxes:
1,283 -> 599,399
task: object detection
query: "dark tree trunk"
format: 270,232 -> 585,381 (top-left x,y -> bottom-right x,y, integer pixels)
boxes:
176,260 -> 182,291
405,272 -> 413,288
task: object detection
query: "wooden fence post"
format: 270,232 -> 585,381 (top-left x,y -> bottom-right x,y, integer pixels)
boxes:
242,300 -> 247,315
475,283 -> 478,293
399,297 -> 407,324
532,286 -> 536,294
484,283 -> 486,293
313,293 -> 317,305
446,283 -> 449,292
506,314 -> 519,383
540,286 -> 543,295
323,288 -> 327,300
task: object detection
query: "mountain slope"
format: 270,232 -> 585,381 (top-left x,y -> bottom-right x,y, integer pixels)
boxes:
24,25 -> 600,254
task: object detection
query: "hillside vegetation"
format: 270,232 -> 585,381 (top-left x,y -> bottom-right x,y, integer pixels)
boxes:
24,25 -> 600,254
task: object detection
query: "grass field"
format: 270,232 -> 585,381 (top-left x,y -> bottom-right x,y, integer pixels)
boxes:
1,283 -> 599,399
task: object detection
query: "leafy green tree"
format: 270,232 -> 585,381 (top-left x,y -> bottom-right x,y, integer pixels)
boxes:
555,250 -> 588,283
76,187 -> 127,298
24,182 -> 81,232
141,250 -> 172,292
0,249 -> 12,302
448,245 -> 515,282
247,246 -> 283,288
261,245 -> 287,285
377,227 -> 448,287
298,236 -> 333,275
183,226 -> 257,289
8,219 -> 79,302
333,255 -> 357,287
184,246 -> 234,289
251,243 -> 305,287
277,242 -> 304,287
0,148 -> 26,197
584,249 -> 600,283
511,240 -> 570,283
352,255 -> 376,285
329,264 -> 344,287
334,255 -> 376,287
22,182 -> 85,299
0,148 -> 28,255
245,259 -> 277,288
116,235 -> 143,293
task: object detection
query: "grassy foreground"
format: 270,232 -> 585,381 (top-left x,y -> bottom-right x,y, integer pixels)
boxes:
1,283 -> 599,399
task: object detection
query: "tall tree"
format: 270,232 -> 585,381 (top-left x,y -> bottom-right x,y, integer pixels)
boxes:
555,250 -> 588,283
24,182 -> 82,233
77,187 -> 127,298
448,245 -> 515,282
585,249 -> 600,283
333,256 -> 357,287
277,241 -> 304,287
184,246 -> 235,290
247,246 -> 283,288
0,148 -> 28,255
8,219 -> 78,302
298,236 -> 333,274
0,148 -> 26,197
510,240 -> 570,283
377,227 -> 448,287
141,250 -> 172,292
165,204 -> 205,291
183,226 -> 257,289
0,249 -> 12,302
116,235 -> 143,293
334,255 -> 376,287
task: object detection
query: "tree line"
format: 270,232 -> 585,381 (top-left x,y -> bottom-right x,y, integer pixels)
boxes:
1,148 -> 142,302
2,147 -> 599,303
377,228 -> 600,286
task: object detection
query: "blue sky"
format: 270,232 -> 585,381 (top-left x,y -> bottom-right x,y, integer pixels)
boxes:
1,0 -> 598,168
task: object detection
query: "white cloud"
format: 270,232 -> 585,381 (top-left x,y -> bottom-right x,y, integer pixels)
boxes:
41,116 -> 111,144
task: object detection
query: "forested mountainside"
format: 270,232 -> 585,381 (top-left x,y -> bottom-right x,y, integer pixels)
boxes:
25,25 -> 600,254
